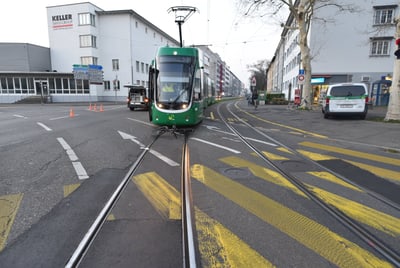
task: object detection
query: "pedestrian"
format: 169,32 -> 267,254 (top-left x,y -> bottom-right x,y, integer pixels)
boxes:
252,91 -> 259,109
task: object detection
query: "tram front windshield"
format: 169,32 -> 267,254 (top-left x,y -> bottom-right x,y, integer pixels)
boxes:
157,55 -> 194,104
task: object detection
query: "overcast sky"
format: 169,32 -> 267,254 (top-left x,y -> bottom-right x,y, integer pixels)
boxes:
0,0 -> 286,86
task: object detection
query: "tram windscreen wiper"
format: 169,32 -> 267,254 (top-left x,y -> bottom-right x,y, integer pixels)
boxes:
172,89 -> 188,105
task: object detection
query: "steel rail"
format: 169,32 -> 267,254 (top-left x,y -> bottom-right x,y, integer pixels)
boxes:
217,101 -> 400,267
181,132 -> 198,268
65,135 -> 160,268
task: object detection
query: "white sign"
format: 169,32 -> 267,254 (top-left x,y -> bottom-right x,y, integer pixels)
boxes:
251,77 -> 256,87
298,74 -> 305,84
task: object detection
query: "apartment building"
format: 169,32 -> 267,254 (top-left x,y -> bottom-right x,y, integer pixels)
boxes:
268,0 -> 397,105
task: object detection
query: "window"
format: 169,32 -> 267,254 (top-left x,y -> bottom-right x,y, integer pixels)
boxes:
79,13 -> 95,26
112,59 -> 119,71
80,35 -> 96,47
374,7 -> 395,25
136,61 -> 140,72
141,62 -> 144,73
81,56 -> 98,65
1,77 -> 7,93
370,38 -> 391,56
104,80 -> 111,90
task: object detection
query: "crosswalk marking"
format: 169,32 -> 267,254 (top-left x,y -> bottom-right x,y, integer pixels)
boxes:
300,141 -> 400,166
0,194 -> 23,251
191,164 -> 392,267
132,172 -> 273,266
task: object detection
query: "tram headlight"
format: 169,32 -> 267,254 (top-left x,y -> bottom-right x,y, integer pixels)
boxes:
157,103 -> 164,109
181,104 -> 188,109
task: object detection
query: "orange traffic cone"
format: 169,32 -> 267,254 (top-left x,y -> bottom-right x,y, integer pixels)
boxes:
99,104 -> 104,112
89,103 -> 93,110
69,108 -> 75,117
93,104 -> 97,111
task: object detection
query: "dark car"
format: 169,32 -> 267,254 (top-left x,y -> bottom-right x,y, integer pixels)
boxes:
126,85 -> 149,111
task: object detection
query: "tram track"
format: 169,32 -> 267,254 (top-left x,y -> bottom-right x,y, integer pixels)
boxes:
65,129 -> 198,268
217,101 -> 400,267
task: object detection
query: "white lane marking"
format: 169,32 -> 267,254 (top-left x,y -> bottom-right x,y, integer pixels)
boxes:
57,137 -> 89,180
190,137 -> 241,154
149,149 -> 180,167
37,122 -> 52,132
72,162 -> 89,180
14,114 -> 27,119
118,130 -> 179,166
49,115 -> 70,120
203,124 -> 277,147
126,117 -> 154,127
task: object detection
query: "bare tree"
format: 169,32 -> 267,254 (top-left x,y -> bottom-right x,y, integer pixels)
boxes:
385,18 -> 400,121
240,0 -> 355,108
247,59 -> 269,92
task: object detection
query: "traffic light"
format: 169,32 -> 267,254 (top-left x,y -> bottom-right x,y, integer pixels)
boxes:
395,39 -> 400,59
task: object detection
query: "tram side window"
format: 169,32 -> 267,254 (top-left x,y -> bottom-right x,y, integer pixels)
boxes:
193,70 -> 201,100
56,78 -> 62,93
28,78 -> 35,94
1,78 -> 7,93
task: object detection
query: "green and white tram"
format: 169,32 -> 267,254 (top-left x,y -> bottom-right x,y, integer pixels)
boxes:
148,46 -> 206,127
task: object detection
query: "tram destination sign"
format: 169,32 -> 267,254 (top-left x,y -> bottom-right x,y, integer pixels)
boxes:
73,64 -> 104,84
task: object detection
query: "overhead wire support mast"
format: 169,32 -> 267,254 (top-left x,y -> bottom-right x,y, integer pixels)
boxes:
168,6 -> 198,47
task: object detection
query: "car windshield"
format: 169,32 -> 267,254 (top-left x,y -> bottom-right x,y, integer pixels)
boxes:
330,86 -> 365,97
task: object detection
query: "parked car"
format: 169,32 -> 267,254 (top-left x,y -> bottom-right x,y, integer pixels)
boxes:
126,85 -> 149,111
322,83 -> 369,119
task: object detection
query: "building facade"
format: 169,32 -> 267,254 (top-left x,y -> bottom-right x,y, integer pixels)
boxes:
267,0 -> 397,105
0,2 -> 243,103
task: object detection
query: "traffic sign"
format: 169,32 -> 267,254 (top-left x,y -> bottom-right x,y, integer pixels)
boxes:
251,76 -> 256,87
298,74 -> 305,84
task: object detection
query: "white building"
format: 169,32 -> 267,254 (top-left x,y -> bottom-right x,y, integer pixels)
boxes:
0,2 -> 243,103
47,2 -> 179,102
269,0 -> 397,105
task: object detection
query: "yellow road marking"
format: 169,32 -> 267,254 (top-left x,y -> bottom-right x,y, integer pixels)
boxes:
133,172 -> 273,267
307,171 -> 362,192
220,156 -> 308,198
298,149 -> 337,161
63,183 -> 81,197
0,194 -> 23,251
306,184 -> 400,236
299,149 -> 400,182
300,141 -> 400,166
221,157 -> 398,236
133,172 -> 181,220
235,103 -> 328,139
191,164 -> 392,267
210,112 -> 214,120
277,147 -> 294,155
251,151 -> 289,161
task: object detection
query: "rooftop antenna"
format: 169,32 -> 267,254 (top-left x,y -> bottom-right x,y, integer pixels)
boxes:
168,6 -> 198,47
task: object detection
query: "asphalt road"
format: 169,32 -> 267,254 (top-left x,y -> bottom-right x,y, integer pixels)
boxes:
0,101 -> 399,267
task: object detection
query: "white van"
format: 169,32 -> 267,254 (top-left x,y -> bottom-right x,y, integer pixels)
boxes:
322,83 -> 369,119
